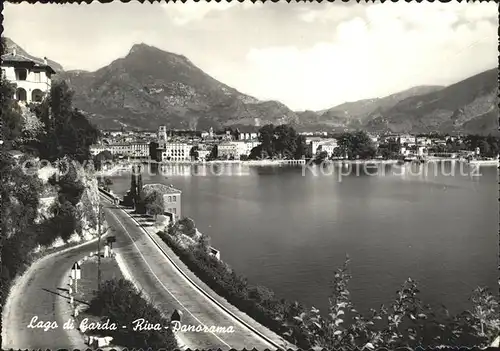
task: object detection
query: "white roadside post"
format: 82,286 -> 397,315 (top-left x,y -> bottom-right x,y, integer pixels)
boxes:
71,262 -> 82,293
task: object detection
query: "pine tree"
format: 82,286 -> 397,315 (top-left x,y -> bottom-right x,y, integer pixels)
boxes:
130,169 -> 137,209
136,166 -> 144,213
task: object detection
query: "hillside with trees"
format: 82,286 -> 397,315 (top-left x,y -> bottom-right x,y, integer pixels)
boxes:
0,37 -> 102,345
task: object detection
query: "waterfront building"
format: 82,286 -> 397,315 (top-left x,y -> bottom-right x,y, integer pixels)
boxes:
196,145 -> 211,161
319,141 -> 338,157
400,147 -> 411,156
1,48 -> 56,104
367,133 -> 379,143
164,187 -> 182,222
218,142 -> 239,159
231,140 -> 260,159
157,142 -> 192,162
89,142 -> 150,159
416,137 -> 432,146
90,144 -> 107,156
143,183 -> 182,222
158,125 -> 168,143
399,134 -> 416,146
128,142 -> 150,159
379,134 -> 399,144
430,137 -> 447,146
238,132 -> 259,141
417,146 -> 428,156
307,137 -> 338,157
198,149 -> 210,161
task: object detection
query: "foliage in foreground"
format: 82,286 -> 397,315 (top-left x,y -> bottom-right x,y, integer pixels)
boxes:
87,278 -> 178,350
159,229 -> 499,349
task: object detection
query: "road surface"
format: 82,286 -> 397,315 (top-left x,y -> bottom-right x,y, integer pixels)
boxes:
2,196 -> 286,350
103,199 -> 282,350
2,239 -> 98,349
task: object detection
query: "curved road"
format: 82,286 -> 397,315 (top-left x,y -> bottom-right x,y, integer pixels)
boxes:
103,199 -> 282,350
2,197 -> 287,350
2,238 -> 99,349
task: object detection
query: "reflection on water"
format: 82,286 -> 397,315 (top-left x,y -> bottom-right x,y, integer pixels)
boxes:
109,163 -> 497,315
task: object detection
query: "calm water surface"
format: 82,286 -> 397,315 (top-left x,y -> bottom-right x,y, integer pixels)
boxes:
109,162 -> 498,315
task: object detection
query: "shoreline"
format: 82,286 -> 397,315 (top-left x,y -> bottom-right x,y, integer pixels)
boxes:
95,158 -> 499,177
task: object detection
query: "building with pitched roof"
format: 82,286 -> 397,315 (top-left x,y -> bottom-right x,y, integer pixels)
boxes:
142,183 -> 182,222
1,48 -> 56,104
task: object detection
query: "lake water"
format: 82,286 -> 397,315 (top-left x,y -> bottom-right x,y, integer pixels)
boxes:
108,161 -> 498,316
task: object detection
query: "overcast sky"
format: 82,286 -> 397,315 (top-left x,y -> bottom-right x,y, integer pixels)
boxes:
4,1 -> 498,111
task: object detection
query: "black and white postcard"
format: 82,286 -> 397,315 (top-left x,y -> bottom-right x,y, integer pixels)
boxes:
1,1 -> 498,350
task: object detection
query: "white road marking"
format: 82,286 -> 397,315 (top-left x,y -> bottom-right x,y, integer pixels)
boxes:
100,194 -> 282,350
107,210 -> 232,349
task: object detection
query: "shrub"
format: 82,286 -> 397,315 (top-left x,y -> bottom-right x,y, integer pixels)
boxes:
158,230 -> 500,349
88,278 -> 178,350
157,230 -> 312,348
177,217 -> 197,237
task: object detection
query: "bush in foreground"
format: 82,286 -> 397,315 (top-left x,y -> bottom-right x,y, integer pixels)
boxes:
87,278 -> 178,350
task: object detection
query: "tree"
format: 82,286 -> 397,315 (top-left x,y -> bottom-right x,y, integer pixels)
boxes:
248,144 -> 264,160
190,145 -> 199,161
295,135 -> 307,159
337,131 -> 377,160
32,81 -> 100,163
0,75 -> 24,150
143,190 -> 164,220
130,170 -> 137,209
314,151 -> 329,164
377,137 -> 401,159
257,124 -> 304,159
178,217 -> 197,237
274,124 -> 298,159
0,152 -> 43,241
94,150 -> 113,171
136,167 -> 144,213
258,124 -> 276,157
453,287 -> 500,346
49,160 -> 85,206
197,233 -> 211,252
478,140 -> 491,157
149,141 -> 159,161
208,144 -> 218,161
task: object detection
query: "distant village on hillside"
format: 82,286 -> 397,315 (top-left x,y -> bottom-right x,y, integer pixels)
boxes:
90,127 -> 486,163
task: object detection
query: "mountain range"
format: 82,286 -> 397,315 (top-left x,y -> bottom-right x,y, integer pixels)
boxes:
3,38 -> 498,134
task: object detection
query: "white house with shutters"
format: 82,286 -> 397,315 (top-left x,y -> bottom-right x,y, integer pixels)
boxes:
1,49 -> 56,104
